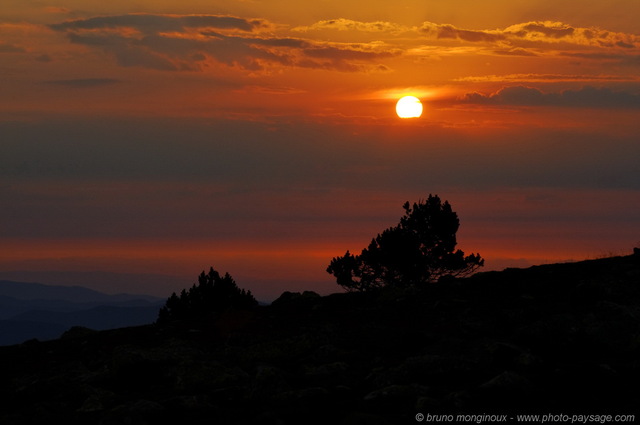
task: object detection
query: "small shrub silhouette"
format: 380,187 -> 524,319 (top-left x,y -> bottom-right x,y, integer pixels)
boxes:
327,194 -> 484,291
158,267 -> 257,323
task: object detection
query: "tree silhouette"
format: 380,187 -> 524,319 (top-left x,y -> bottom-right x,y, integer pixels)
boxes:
157,267 -> 257,323
327,195 -> 484,291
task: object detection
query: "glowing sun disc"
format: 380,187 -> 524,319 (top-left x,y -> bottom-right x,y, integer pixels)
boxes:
396,95 -> 423,118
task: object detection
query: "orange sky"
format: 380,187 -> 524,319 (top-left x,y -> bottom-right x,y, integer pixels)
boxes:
1,1 -> 639,300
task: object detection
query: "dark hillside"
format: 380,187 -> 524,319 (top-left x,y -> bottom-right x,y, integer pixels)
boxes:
1,254 -> 639,424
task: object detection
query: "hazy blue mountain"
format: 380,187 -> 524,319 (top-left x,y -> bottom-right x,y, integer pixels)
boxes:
0,270 -> 185,298
0,280 -> 164,345
9,305 -> 163,331
0,280 -> 162,303
0,320 -> 68,346
0,295 -> 160,320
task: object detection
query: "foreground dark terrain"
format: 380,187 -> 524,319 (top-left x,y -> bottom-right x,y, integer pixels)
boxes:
1,254 -> 639,424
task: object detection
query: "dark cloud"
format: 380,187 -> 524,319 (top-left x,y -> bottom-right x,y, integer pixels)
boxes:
558,86 -> 640,108
43,78 -> 121,88
518,22 -> 575,38
292,18 -> 409,34
561,51 -> 625,60
50,14 -> 278,71
436,24 -> 506,42
503,21 -> 638,49
1,115 -> 637,190
298,18 -> 639,51
0,42 -> 25,53
35,54 -> 52,62
615,41 -> 635,49
493,48 -> 538,57
232,35 -> 311,49
304,45 -> 396,61
456,73 -> 639,83
461,85 -> 640,109
560,52 -> 640,68
50,14 -> 394,73
417,20 -> 638,50
71,32 -> 181,70
50,14 -> 263,34
419,22 -> 504,43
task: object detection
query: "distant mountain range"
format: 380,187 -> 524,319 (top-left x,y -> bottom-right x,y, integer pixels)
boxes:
0,280 -> 164,346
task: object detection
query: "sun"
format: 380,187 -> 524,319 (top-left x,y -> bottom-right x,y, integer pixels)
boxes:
396,95 -> 423,119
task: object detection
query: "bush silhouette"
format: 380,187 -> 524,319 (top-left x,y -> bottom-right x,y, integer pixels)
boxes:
327,195 -> 484,291
158,267 -> 257,323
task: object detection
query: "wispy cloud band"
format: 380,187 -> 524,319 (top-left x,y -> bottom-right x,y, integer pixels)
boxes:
460,85 -> 640,109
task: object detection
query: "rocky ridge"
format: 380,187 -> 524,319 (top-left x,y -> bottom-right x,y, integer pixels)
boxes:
1,253 -> 639,424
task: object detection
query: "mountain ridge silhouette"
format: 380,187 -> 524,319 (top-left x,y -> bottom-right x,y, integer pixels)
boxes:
1,252 -> 638,423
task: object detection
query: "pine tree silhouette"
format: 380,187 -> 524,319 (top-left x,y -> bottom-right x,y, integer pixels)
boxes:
158,267 -> 257,323
327,195 -> 484,291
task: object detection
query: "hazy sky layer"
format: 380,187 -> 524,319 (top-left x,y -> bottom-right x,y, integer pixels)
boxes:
1,1 -> 639,299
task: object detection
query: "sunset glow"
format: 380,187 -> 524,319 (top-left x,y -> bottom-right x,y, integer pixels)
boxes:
1,1 -> 639,300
